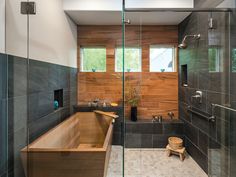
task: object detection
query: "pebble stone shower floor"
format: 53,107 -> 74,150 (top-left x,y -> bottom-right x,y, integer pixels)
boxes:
107,146 -> 208,177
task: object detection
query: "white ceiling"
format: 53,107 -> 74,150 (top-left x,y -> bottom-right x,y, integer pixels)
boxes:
66,11 -> 191,25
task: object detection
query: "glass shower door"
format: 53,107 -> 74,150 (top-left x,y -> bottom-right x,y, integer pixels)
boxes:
2,1 -> 29,177
0,52 -> 8,177
122,1 -> 236,177
26,1 -> 124,177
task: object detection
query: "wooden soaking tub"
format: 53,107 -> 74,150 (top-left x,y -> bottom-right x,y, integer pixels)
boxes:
21,111 -> 118,177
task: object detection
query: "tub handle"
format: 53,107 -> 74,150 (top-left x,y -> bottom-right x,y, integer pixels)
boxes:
94,110 -> 119,119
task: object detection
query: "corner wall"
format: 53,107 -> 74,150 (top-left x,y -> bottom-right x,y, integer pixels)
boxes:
179,12 -> 231,174
2,1 -> 78,177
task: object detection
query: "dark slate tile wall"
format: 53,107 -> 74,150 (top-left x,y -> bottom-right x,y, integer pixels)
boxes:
230,10 -> 236,177
179,12 -> 232,175
27,59 -> 77,142
125,120 -> 184,148
194,0 -> 224,8
5,55 -> 77,177
0,53 -> 8,177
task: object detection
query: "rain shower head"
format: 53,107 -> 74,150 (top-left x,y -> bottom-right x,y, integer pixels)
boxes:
178,34 -> 201,49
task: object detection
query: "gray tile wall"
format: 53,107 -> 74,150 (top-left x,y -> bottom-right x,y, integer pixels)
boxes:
125,120 -> 184,148
0,54 -> 77,177
230,10 -> 236,177
194,0 -> 224,8
179,12 -> 232,175
0,53 -> 8,177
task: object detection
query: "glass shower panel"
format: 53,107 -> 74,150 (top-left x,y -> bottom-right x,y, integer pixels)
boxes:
123,5 -> 234,177
0,54 -> 8,177
26,1 -> 124,177
3,1 -> 29,177
230,8 -> 236,177
206,11 -> 231,177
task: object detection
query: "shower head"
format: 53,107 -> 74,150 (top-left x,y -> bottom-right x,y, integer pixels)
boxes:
178,34 -> 201,49
178,42 -> 187,49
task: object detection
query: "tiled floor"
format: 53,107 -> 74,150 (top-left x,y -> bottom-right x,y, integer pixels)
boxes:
107,146 -> 208,177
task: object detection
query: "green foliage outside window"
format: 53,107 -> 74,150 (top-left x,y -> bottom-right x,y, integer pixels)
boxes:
232,49 -> 236,72
115,48 -> 142,72
209,47 -> 220,72
80,48 -> 106,72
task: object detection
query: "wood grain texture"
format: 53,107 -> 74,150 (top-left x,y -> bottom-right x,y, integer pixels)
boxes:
21,112 -> 114,177
77,25 -> 179,119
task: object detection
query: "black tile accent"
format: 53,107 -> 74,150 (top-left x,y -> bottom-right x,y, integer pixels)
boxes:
141,134 -> 153,148
0,99 -> 7,177
0,54 -> 7,100
163,123 -> 183,134
113,132 -> 122,146
8,56 -> 27,98
184,121 -> 198,146
194,0 -> 224,8
179,101 -> 191,122
186,137 -> 208,174
125,120 -> 184,148
198,130 -> 209,156
59,65 -> 70,89
216,118 -> 230,147
29,60 -> 49,94
8,96 -> 27,133
37,92 -> 54,119
48,64 -> 60,91
125,133 -> 141,148
29,110 -> 60,142
230,146 -> 236,176
153,123 -> 163,134
132,123 -> 153,134
191,113 -> 210,134
153,135 -> 169,148
3,54 -> 78,177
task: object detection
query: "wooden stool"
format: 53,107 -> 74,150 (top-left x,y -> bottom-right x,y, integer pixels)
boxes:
166,144 -> 186,161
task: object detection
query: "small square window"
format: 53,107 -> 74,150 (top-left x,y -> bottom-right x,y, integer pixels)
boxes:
150,46 -> 176,72
233,49 -> 236,72
115,47 -> 142,72
80,47 -> 106,72
209,47 -> 221,72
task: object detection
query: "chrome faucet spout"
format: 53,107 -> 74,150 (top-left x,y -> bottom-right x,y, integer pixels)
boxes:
167,112 -> 174,119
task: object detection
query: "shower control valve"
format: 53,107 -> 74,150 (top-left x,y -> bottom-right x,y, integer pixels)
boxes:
191,91 -> 203,104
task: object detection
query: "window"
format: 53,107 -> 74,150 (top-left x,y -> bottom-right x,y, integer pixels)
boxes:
115,47 -> 142,72
80,47 -> 106,72
232,49 -> 236,72
208,47 -> 220,72
150,46 -> 176,72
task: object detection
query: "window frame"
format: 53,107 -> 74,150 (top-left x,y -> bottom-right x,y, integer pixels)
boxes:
115,46 -> 142,72
80,46 -> 107,72
149,45 -> 177,73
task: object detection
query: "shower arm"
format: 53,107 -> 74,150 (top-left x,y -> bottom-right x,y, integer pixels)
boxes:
181,34 -> 201,43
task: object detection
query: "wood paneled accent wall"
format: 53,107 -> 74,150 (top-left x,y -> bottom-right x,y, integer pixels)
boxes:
77,25 -> 179,119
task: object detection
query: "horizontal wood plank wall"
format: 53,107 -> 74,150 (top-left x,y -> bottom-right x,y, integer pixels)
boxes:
77,25 -> 179,119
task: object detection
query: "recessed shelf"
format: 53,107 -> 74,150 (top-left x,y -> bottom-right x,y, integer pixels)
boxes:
54,89 -> 63,109
181,64 -> 188,87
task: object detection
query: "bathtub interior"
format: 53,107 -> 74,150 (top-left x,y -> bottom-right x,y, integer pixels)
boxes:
29,112 -> 113,150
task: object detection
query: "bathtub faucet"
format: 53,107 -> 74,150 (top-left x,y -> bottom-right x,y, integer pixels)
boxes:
167,112 -> 174,119
90,98 -> 100,107
152,115 -> 162,123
